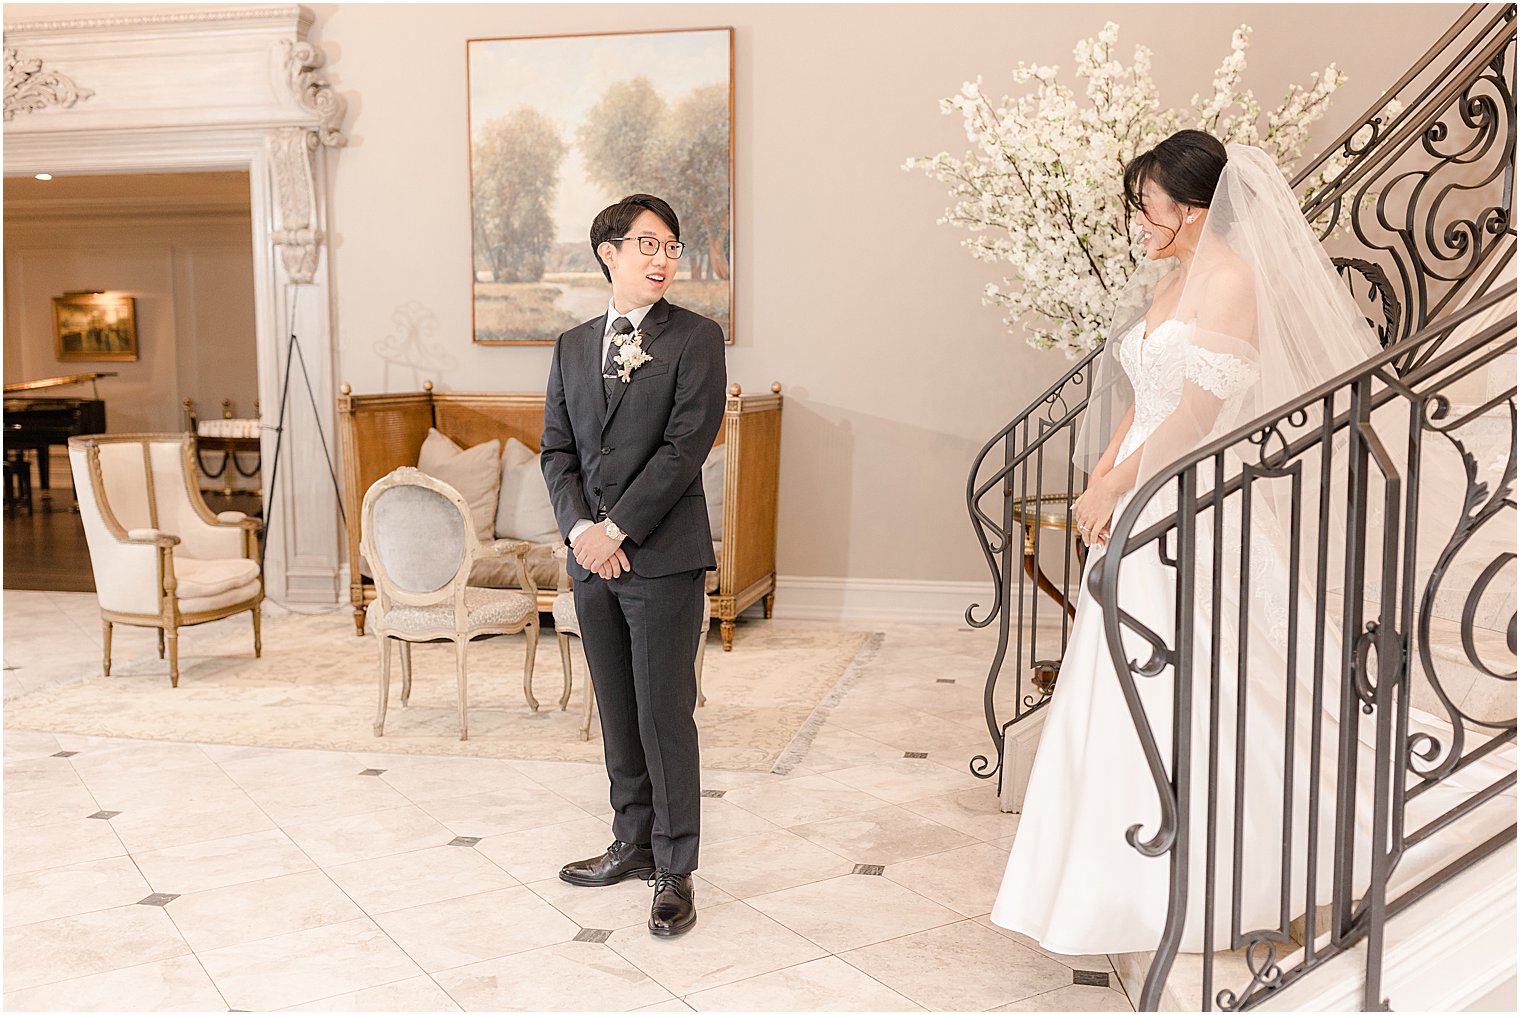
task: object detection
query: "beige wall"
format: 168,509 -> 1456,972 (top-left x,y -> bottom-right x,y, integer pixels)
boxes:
3,172 -> 259,435
302,4 -> 1456,583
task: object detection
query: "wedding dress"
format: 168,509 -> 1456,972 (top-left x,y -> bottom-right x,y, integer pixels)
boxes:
989,314 -> 1353,955
990,146 -> 1515,957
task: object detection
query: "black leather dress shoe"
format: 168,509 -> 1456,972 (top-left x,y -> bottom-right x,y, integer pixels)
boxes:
648,870 -> 697,937
559,840 -> 655,887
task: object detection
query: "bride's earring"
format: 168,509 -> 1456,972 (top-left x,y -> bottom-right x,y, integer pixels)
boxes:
1186,212 -> 1197,223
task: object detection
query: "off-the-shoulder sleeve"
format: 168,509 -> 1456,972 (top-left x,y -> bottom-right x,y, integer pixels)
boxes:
1184,345 -> 1259,400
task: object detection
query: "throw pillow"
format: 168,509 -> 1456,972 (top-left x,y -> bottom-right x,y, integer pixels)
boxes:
702,442 -> 727,540
496,437 -> 562,544
416,428 -> 500,543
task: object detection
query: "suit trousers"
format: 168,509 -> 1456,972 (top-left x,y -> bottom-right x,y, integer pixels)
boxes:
573,568 -> 706,874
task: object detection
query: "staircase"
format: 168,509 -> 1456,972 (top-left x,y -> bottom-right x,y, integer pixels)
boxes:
969,4 -> 1517,1009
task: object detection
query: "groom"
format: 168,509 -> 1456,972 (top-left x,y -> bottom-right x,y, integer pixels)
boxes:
540,194 -> 726,937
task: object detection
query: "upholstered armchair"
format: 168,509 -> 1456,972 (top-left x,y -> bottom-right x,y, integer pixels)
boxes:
362,467 -> 540,741
67,434 -> 264,687
552,546 -> 709,741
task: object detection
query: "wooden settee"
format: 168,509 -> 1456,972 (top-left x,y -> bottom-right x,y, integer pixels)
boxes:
337,381 -> 782,651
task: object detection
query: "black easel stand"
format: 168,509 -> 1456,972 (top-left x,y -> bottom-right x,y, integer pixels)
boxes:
260,288 -> 346,573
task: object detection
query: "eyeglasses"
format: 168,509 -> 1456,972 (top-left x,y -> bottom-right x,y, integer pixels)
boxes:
612,236 -> 685,259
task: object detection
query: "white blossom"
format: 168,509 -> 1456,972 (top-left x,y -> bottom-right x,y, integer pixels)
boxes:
906,22 -> 1349,357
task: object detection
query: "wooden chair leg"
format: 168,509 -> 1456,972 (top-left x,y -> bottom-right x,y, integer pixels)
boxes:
251,604 -> 262,658
166,632 -> 180,688
522,623 -> 540,712
721,620 -> 735,652
557,633 -> 574,710
102,620 -> 113,677
399,641 -> 413,706
374,634 -> 391,736
553,627 -> 571,711
581,647 -> 595,742
157,628 -> 165,659
455,639 -> 469,741
695,629 -> 708,708
352,608 -> 367,637
763,592 -> 775,619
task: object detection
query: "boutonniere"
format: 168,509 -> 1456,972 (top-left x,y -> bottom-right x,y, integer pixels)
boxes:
612,329 -> 654,382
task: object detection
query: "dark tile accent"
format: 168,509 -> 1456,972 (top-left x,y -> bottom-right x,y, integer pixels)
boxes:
852,864 -> 885,876
358,769 -> 386,776
904,751 -> 929,759
51,751 -> 78,758
85,810 -> 121,820
137,893 -> 180,906
1073,969 -> 1110,987
700,789 -> 726,799
936,678 -> 956,684
574,928 -> 612,943
447,836 -> 482,847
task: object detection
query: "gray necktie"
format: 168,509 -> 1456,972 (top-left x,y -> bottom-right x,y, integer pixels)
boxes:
604,316 -> 634,404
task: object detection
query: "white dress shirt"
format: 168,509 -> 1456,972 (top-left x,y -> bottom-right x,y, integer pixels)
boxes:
568,299 -> 658,545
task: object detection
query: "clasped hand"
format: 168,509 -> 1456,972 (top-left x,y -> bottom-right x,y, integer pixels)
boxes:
1072,477 -> 1121,547
572,526 -> 631,579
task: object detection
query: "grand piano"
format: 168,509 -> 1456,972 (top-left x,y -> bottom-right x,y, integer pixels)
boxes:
4,372 -> 111,497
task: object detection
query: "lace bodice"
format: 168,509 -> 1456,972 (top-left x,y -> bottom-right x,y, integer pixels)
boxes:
1114,318 -> 1259,463
1110,317 -> 1288,638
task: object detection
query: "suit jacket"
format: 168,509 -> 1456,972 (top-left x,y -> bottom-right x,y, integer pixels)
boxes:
541,298 -> 727,582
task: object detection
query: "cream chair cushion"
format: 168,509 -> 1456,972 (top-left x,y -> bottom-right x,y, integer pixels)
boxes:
417,428 -> 500,543
495,438 -> 561,544
174,557 -> 260,599
367,586 -> 536,636
702,443 -> 726,539
179,580 -> 262,615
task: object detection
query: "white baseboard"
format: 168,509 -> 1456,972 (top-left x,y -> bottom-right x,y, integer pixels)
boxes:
772,575 -> 1042,626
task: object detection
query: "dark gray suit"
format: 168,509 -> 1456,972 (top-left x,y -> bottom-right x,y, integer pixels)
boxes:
541,298 -> 726,874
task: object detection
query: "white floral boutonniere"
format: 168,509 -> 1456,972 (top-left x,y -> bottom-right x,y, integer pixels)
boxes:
612,329 -> 654,383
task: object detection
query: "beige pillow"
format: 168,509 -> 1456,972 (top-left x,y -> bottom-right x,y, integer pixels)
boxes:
702,442 -> 726,540
417,428 -> 500,543
496,437 -> 562,544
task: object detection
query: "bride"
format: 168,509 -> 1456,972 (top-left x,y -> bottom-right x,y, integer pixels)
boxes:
991,130 -> 1400,955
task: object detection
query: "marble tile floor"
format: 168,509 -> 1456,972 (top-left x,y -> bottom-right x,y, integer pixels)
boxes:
2,591 -> 1129,1012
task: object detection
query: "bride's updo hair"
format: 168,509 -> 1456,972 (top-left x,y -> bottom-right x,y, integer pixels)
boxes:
1122,130 -> 1228,219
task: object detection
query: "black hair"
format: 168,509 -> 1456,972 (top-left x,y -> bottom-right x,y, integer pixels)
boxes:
1122,129 -> 1228,247
589,194 -> 681,282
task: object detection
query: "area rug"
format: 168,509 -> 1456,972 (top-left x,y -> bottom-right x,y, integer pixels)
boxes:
2,609 -> 877,773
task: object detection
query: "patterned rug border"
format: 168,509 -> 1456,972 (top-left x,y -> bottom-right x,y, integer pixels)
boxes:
3,608 -> 885,774
770,631 -> 885,776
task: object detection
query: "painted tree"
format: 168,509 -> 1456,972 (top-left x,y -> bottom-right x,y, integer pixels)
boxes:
578,77 -> 730,282
472,106 -> 567,283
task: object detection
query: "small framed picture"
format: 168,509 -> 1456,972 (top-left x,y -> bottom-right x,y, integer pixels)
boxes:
53,291 -> 138,362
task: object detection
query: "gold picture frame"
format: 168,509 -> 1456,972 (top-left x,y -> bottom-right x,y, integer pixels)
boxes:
53,291 -> 139,362
466,26 -> 735,346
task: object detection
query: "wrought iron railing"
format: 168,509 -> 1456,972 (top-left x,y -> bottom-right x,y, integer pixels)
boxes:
1090,7 -> 1517,1006
1097,279 -> 1515,1012
968,3 -> 1516,1007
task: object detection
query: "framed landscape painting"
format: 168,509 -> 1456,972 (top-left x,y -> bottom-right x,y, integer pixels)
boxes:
467,27 -> 734,345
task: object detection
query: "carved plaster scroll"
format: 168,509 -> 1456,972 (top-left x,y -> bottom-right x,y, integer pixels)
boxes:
282,39 -> 346,147
4,47 -> 93,121
267,126 -> 322,284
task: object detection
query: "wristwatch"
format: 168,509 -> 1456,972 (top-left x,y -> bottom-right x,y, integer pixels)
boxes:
602,518 -> 625,541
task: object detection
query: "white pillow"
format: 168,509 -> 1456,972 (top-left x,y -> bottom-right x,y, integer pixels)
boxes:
416,428 -> 500,543
702,442 -> 726,540
496,437 -> 562,544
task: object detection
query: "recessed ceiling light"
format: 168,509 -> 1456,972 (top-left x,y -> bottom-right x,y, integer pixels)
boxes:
34,173 -> 52,181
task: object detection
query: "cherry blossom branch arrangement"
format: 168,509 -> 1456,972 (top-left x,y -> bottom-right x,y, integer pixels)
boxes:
907,24 -> 1356,357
